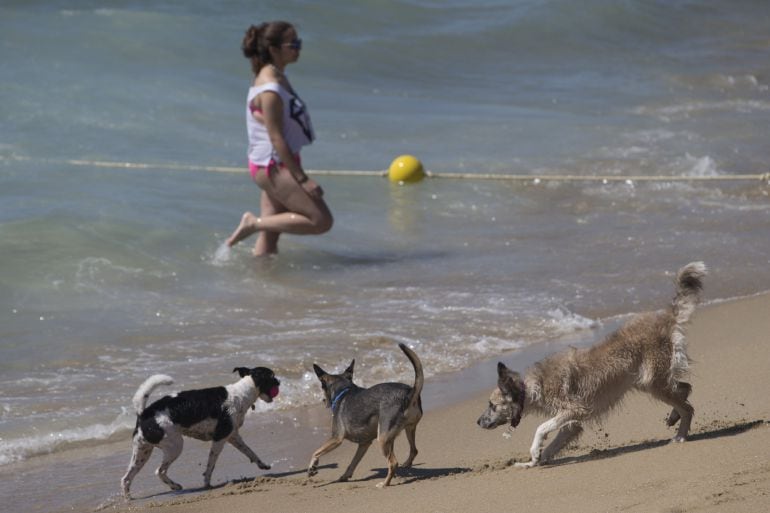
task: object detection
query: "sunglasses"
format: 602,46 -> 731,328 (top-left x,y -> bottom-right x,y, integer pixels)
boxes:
282,38 -> 302,51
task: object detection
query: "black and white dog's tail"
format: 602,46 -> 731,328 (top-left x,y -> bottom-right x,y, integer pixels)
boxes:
670,261 -> 707,383
131,374 -> 174,415
398,343 -> 424,409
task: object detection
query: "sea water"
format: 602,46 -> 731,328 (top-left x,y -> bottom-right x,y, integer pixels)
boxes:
1,1 -> 770,511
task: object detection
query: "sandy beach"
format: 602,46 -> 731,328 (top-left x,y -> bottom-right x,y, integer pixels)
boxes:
109,292 -> 770,513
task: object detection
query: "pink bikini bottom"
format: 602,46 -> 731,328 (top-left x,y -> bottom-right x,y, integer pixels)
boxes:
249,154 -> 301,183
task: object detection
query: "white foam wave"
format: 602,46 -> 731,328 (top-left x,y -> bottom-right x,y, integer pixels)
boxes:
622,129 -> 680,144
544,306 -> 598,336
705,74 -> 767,92
0,411 -> 134,466
74,257 -> 175,294
468,336 -> 525,355
679,154 -> 719,177
634,99 -> 770,121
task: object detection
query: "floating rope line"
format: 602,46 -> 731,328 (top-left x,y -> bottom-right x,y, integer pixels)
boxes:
423,171 -> 770,183
3,155 -> 769,183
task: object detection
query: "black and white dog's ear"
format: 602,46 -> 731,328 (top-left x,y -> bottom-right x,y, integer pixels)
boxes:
233,367 -> 251,378
313,364 -> 327,379
343,359 -> 355,380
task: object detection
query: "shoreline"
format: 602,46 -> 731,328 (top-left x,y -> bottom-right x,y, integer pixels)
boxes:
106,292 -> 770,513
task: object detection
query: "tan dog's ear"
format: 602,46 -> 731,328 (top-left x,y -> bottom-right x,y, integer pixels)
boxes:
343,359 -> 355,380
497,362 -> 520,395
497,362 -> 525,427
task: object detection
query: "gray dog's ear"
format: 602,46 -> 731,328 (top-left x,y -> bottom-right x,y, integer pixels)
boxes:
233,367 -> 251,378
313,364 -> 326,379
343,359 -> 355,380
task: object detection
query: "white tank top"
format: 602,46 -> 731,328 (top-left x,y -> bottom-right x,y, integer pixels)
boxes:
246,81 -> 315,166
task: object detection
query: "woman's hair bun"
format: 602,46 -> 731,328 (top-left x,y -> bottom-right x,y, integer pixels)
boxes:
241,23 -> 266,59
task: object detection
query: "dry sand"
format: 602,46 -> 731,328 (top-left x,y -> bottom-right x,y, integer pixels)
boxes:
116,293 -> 770,513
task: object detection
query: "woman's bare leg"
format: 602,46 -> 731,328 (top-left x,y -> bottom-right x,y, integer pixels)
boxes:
226,167 -> 332,249
254,190 -> 283,256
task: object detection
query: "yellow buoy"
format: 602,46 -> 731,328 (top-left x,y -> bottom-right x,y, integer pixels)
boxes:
388,155 -> 425,183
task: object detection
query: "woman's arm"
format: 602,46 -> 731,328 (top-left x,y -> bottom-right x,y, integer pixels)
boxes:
261,91 -> 308,184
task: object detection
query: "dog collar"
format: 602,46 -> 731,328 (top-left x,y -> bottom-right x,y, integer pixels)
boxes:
331,387 -> 351,413
511,382 -> 526,428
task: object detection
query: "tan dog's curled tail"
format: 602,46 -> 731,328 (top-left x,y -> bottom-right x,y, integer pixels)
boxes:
399,343 -> 424,409
670,261 -> 707,383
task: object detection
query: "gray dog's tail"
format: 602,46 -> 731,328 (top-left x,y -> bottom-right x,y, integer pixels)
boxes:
131,374 -> 174,415
399,343 -> 424,409
670,261 -> 707,383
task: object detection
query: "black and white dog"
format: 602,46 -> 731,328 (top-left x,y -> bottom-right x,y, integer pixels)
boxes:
121,367 -> 280,498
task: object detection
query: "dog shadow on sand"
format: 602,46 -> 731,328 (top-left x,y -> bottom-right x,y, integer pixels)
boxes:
253,462 -> 471,488
544,419 -> 765,468
309,464 -> 473,488
125,461 -> 471,502
252,419 -> 762,485
126,464 -> 342,501
124,420 -> 763,501
125,481 -> 231,502
378,419 -> 761,479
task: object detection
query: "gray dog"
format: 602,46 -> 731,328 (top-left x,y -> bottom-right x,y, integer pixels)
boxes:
477,262 -> 706,468
308,343 -> 424,487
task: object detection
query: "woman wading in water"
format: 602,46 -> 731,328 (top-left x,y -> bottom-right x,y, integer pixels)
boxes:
227,21 -> 332,255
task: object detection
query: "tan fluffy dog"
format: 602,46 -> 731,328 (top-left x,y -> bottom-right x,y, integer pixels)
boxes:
477,262 -> 706,467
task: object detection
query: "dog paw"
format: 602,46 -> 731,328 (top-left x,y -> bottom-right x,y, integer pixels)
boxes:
257,461 -> 271,470
170,483 -> 183,491
672,435 -> 688,443
307,467 -> 318,477
514,460 -> 537,469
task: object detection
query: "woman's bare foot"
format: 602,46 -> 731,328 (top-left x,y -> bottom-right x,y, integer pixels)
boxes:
226,212 -> 260,247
